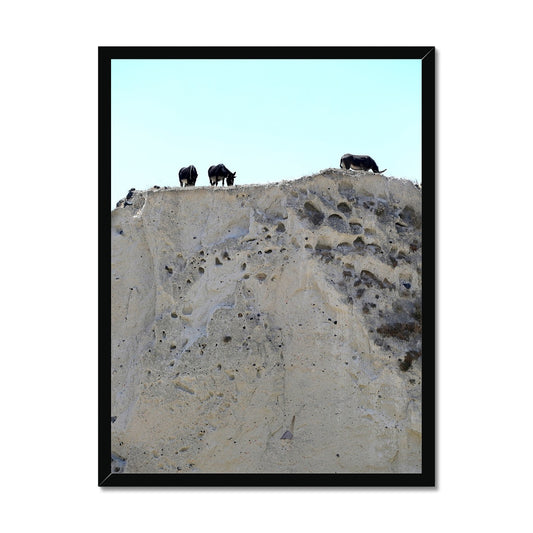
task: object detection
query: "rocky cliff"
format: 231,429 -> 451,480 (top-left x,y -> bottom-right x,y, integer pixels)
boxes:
111,169 -> 422,473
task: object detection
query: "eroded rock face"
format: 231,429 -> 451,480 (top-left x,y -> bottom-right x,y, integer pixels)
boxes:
111,169 -> 422,473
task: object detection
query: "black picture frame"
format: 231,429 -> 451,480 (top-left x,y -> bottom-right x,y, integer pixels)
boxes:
99,46 -> 435,487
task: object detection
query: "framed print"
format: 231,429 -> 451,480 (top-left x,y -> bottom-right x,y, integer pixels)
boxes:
99,46 -> 435,486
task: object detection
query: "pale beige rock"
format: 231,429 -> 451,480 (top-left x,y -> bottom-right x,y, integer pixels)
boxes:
111,169 -> 422,473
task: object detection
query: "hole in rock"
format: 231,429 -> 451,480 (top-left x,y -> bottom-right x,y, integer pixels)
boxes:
337,202 -> 351,214
303,202 -> 324,225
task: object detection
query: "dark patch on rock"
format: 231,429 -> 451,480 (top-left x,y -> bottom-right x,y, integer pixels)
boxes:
377,322 -> 420,341
337,242 -> 353,254
399,350 -> 422,371
337,183 -> 356,201
396,222 -> 409,234
349,223 -> 364,235
111,453 -> 127,474
360,270 -> 383,288
399,206 -> 418,227
365,243 -> 382,255
337,202 -> 352,215
315,242 -> 332,252
353,236 -> 366,252
303,202 -> 325,226
382,278 -> 395,290
387,255 -> 398,268
327,214 -> 348,232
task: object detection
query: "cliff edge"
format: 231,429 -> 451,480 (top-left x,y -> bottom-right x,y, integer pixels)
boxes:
111,169 -> 422,473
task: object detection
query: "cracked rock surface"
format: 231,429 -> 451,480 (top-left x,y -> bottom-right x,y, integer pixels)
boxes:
111,169 -> 422,473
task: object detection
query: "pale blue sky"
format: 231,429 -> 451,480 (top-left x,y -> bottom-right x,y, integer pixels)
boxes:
111,59 -> 421,208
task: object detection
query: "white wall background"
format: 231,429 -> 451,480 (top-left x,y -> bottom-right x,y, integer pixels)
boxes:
1,1 -> 531,532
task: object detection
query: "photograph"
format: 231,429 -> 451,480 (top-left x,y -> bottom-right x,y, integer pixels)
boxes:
6,0 -> 533,527
100,46 -> 435,486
